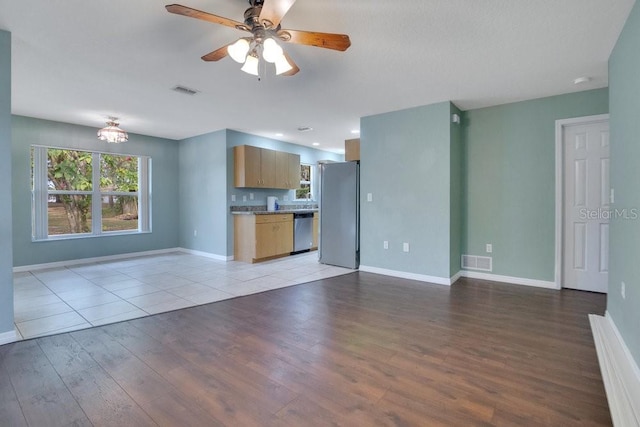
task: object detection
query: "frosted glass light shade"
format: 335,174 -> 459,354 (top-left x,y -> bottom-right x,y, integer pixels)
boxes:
228,38 -> 250,63
241,54 -> 260,75
274,53 -> 293,75
97,119 -> 128,143
262,38 -> 283,63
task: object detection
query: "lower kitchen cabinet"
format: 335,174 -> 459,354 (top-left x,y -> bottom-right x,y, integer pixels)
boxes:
234,214 -> 293,263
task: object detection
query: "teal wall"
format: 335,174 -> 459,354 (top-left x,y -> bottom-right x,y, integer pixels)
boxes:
360,102 -> 454,279
224,130 -> 342,255
11,116 -> 180,266
608,0 -> 640,366
462,88 -> 609,281
178,129 -> 228,256
450,103 -> 463,277
0,30 -> 13,336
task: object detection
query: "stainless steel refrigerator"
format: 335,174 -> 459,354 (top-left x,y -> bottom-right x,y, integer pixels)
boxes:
319,161 -> 359,269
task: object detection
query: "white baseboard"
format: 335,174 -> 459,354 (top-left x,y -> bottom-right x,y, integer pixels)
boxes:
460,270 -> 557,289
589,312 -> 640,426
450,270 -> 463,285
12,247 -> 235,272
359,265 -> 453,286
13,248 -> 183,272
0,329 -> 19,345
358,266 -> 552,288
178,248 -> 232,261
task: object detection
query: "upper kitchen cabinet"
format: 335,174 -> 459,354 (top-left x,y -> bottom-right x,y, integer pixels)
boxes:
234,145 -> 276,188
275,151 -> 301,189
235,145 -> 300,189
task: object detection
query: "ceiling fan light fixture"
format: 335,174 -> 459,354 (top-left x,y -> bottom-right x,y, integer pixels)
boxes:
262,38 -> 283,63
97,117 -> 128,144
241,52 -> 260,76
228,38 -> 250,63
274,53 -> 293,75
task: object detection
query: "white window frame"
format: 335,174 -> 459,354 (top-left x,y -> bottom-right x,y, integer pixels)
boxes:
32,145 -> 152,241
294,163 -> 315,201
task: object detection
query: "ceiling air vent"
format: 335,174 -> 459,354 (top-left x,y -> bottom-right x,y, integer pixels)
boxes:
172,85 -> 199,96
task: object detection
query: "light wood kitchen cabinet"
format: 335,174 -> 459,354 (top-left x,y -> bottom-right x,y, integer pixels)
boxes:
287,152 -> 301,189
345,138 -> 360,161
235,145 -> 300,189
234,214 -> 293,263
234,145 -> 276,188
312,212 -> 319,249
275,151 -> 301,189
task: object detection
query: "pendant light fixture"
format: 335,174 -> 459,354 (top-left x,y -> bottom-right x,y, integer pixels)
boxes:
97,117 -> 128,144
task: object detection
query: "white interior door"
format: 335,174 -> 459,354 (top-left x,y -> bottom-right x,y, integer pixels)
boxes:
562,119 -> 610,293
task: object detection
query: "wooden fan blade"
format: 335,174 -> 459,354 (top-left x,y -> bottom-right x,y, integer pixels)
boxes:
280,52 -> 300,76
278,29 -> 351,51
259,0 -> 297,28
166,4 -> 245,30
201,44 -> 230,62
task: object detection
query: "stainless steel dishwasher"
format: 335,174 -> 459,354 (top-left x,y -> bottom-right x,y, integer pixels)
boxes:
293,212 -> 314,253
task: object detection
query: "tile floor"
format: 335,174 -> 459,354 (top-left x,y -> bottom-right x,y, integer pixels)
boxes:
13,251 -> 353,340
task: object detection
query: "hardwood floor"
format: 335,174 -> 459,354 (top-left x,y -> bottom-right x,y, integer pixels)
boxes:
0,272 -> 610,426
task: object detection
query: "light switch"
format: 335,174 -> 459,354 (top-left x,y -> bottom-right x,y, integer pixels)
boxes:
486,244 -> 492,253
610,188 -> 615,204
367,193 -> 373,202
403,243 -> 409,252
383,241 -> 389,250
231,194 -> 236,202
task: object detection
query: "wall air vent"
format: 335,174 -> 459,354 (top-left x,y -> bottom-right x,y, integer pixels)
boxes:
172,85 -> 199,95
461,255 -> 493,272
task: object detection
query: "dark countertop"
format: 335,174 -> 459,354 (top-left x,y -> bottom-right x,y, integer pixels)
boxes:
231,208 -> 318,215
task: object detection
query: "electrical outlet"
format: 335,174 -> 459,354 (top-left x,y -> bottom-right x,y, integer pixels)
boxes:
249,193 -> 254,200
242,195 -> 247,202
383,241 -> 389,250
231,194 -> 236,202
403,242 -> 409,252
486,244 -> 492,253
193,229 -> 197,237
367,193 -> 373,202
621,282 -> 626,299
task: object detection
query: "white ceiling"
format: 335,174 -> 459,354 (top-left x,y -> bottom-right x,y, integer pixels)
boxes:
0,0 -> 635,152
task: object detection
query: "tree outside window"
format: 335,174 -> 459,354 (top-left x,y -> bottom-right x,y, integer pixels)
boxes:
296,164 -> 312,200
32,146 -> 151,239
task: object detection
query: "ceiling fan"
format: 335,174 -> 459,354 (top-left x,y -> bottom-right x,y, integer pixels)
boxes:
166,0 -> 351,77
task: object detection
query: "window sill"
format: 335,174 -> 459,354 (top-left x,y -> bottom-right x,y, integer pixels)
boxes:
32,230 -> 151,242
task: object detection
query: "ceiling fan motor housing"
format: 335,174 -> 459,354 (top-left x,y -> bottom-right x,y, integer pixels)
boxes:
243,3 -> 282,38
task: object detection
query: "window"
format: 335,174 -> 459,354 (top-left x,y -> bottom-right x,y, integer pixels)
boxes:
295,163 -> 313,200
31,146 -> 151,240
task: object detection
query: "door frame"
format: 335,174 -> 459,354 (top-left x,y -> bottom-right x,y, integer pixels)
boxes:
554,113 -> 610,290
